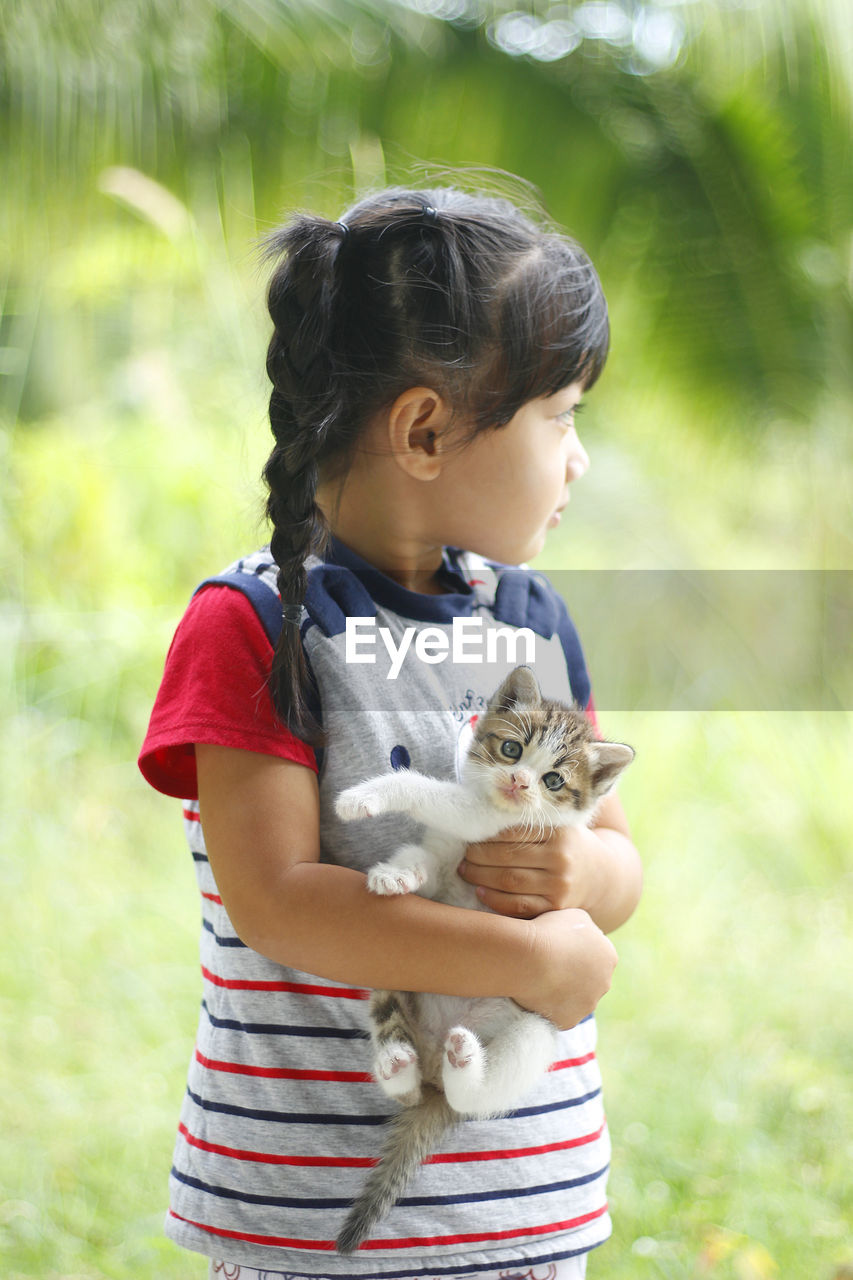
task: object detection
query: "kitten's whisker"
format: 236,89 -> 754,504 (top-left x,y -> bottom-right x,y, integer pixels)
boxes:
489,715 -> 525,738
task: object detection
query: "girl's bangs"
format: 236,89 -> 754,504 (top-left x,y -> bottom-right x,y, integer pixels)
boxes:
472,240 -> 608,428
523,246 -> 610,401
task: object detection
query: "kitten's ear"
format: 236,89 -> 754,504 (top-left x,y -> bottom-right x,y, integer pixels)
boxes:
488,665 -> 542,714
588,742 -> 635,798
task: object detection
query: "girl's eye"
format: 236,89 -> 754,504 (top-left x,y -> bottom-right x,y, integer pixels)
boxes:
542,771 -> 564,791
557,403 -> 584,427
501,740 -> 522,760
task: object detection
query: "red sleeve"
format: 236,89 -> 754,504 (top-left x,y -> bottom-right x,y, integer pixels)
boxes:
585,694 -> 601,738
138,584 -> 318,799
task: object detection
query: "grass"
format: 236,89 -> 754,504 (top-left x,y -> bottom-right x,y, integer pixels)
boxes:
0,736 -> 203,1278
2,708 -> 850,1278
2,211 -> 851,1279
599,710 -> 853,1278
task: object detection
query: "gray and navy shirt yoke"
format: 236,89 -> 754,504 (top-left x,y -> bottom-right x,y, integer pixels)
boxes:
168,535 -> 611,1275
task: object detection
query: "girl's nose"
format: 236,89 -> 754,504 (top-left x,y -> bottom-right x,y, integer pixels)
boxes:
566,437 -> 590,483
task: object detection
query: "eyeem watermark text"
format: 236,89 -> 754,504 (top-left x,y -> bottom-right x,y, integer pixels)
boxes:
345,617 -> 537,679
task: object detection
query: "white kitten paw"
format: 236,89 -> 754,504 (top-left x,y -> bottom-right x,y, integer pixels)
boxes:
335,782 -> 387,821
375,1041 -> 422,1101
442,1027 -> 485,1111
444,1027 -> 480,1071
366,863 -> 426,896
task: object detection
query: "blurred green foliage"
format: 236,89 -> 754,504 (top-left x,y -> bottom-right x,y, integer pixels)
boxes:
2,0 -> 852,426
1,1 -> 851,1277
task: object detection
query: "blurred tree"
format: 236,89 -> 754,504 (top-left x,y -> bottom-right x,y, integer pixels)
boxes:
1,0 -> 850,426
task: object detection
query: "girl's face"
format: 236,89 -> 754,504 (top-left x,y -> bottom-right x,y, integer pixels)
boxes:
434,381 -> 590,565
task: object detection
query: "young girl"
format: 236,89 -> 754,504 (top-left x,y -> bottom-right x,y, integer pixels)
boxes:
139,184 -> 642,1280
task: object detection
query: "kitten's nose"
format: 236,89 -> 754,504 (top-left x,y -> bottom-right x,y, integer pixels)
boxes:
505,772 -> 530,794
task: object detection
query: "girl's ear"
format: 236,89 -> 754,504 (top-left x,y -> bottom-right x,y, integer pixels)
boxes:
386,387 -> 454,481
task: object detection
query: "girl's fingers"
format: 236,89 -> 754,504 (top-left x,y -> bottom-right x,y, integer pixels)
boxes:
458,859 -> 572,915
471,884 -> 551,919
464,831 -> 555,867
458,859 -> 546,895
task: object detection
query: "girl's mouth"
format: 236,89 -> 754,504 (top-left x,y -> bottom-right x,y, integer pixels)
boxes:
548,499 -> 568,528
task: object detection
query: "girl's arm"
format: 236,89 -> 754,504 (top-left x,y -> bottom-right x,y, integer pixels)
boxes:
458,790 -> 643,933
195,743 -> 617,1031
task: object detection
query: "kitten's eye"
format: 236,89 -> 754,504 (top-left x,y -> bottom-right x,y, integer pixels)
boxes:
500,740 -> 522,760
542,772 -> 564,791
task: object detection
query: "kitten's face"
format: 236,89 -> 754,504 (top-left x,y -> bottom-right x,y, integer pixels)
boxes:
461,667 -> 634,830
465,701 -> 599,825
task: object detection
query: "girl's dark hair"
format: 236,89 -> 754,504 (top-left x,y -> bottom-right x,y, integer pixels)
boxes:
261,185 -> 609,745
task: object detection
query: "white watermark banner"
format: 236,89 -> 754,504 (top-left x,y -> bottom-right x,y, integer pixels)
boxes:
549,569 -> 851,711
335,570 -> 851,710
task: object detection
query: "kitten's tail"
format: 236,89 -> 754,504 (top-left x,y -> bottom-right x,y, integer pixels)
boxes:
336,1086 -> 455,1254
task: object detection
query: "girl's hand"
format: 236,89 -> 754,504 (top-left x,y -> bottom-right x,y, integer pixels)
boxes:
459,822 -> 599,918
459,791 -> 643,935
515,908 -> 618,1030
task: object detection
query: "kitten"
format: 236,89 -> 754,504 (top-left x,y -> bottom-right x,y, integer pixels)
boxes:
334,665 -> 634,1253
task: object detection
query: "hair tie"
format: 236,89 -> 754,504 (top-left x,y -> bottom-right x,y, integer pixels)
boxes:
421,205 -> 439,226
337,220 -> 350,238
281,603 -> 303,624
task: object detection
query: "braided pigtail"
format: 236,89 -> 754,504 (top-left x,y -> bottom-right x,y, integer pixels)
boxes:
259,186 -> 608,747
262,216 -> 350,746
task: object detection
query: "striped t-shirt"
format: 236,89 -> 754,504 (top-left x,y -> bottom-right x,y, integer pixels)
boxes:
141,535 -> 612,1276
